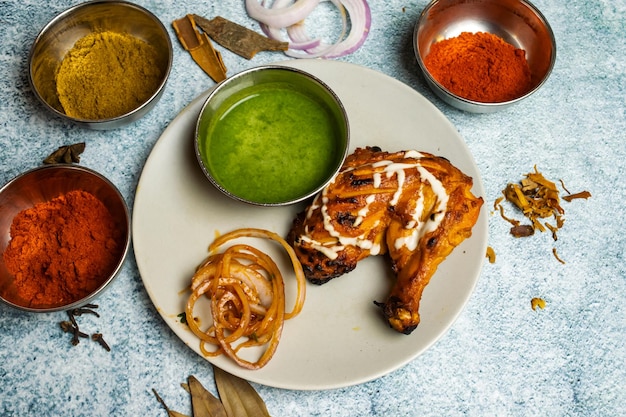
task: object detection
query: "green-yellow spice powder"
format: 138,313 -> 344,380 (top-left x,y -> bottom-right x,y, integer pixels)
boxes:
56,31 -> 163,120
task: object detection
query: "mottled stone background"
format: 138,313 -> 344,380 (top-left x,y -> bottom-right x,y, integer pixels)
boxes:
0,0 -> 624,416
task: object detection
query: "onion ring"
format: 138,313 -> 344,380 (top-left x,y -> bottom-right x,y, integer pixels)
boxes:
248,0 -> 371,59
246,0 -> 321,29
185,228 -> 306,369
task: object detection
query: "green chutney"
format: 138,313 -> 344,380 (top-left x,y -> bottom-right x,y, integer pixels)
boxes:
200,82 -> 344,203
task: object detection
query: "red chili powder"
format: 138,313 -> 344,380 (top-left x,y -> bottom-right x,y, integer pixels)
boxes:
2,190 -> 123,308
424,31 -> 532,103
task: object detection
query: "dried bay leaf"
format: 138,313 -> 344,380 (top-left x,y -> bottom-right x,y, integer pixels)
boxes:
214,366 -> 271,417
152,389 -> 190,417
193,15 -> 288,59
189,375 -> 228,417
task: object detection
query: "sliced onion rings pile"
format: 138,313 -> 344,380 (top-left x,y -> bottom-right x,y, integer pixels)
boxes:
186,228 -> 306,370
246,0 -> 371,59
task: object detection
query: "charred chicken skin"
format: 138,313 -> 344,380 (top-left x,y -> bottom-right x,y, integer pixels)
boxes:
288,147 -> 483,334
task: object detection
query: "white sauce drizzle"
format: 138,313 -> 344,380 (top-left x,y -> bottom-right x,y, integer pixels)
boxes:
300,150 -> 449,260
392,165 -> 449,251
354,194 -> 376,227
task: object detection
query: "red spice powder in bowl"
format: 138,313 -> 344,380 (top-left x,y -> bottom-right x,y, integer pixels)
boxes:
0,165 -> 131,312
413,0 -> 556,113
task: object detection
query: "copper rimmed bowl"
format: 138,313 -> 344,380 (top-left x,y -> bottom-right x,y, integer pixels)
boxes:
0,165 -> 131,312
414,0 -> 556,113
28,0 -> 172,129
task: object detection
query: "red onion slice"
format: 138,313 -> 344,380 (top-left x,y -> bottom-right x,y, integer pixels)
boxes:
249,0 -> 371,59
258,0 -> 324,51
246,0 -> 321,29
324,0 -> 371,58
285,0 -> 347,57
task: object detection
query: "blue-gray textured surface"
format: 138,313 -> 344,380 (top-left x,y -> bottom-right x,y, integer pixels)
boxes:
0,0 -> 625,416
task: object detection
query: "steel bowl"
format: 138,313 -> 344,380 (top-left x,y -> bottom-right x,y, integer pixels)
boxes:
28,0 -> 172,129
195,65 -> 350,207
414,0 -> 556,113
0,165 -> 131,312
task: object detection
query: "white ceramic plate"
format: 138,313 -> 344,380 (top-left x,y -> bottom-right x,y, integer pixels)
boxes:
133,59 -> 488,390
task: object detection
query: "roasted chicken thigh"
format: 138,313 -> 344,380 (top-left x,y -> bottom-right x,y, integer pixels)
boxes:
288,146 -> 483,334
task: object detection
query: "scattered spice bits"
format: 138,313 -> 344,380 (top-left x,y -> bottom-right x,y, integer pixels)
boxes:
60,316 -> 88,346
486,246 -> 496,263
502,167 -> 564,237
424,32 -> 532,102
91,333 -> 111,352
531,297 -> 546,311
495,167 -> 591,264
552,248 -> 566,265
510,224 -> 535,238
59,304 -> 110,351
496,166 -> 591,240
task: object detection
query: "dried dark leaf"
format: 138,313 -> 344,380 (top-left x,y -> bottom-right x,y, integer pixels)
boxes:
152,389 -> 190,417
213,366 -> 271,417
193,15 -> 288,59
43,142 -> 86,164
189,375 -> 228,417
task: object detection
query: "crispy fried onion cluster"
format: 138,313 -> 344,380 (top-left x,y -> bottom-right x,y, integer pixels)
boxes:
186,228 -> 306,369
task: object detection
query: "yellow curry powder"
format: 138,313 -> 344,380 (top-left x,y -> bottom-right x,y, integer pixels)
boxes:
56,31 -> 163,120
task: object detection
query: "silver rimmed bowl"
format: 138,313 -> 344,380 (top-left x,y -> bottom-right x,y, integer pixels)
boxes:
195,65 -> 350,206
28,0 -> 172,129
414,0 -> 556,113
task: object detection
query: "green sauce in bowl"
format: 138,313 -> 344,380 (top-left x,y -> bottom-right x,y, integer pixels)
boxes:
195,66 -> 349,206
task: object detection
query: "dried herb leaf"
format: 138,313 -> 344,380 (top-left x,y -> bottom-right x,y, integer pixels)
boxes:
152,389 -> 190,417
214,366 -> 271,417
189,375 -> 228,417
552,247 -> 566,264
562,191 -> 592,202
193,15 -> 288,59
43,142 -> 85,164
